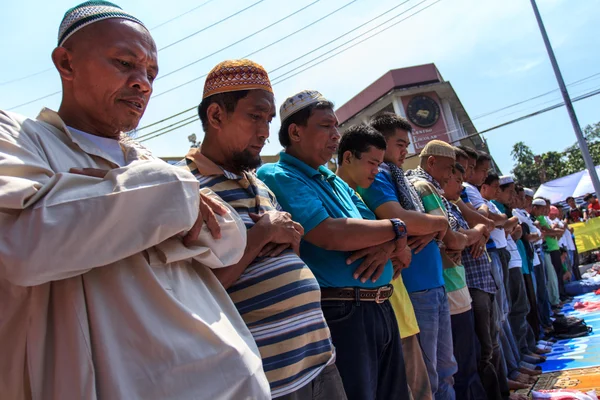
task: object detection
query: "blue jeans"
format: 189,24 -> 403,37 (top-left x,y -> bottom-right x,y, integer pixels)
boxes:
409,286 -> 457,400
321,299 -> 410,400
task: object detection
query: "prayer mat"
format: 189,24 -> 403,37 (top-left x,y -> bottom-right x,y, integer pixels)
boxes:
514,366 -> 600,396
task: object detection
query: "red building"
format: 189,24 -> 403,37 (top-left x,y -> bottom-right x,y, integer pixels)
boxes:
336,63 -> 491,169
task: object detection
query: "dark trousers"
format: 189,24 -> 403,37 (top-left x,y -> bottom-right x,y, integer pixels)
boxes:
533,255 -> 553,328
451,310 -> 487,400
549,250 -> 567,299
523,273 -> 540,340
508,268 -> 530,356
278,364 -> 348,400
321,299 -> 410,400
469,289 -> 509,400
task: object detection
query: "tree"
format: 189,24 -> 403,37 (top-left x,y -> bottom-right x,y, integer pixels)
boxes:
563,122 -> 600,175
510,121 -> 600,188
511,141 -> 541,188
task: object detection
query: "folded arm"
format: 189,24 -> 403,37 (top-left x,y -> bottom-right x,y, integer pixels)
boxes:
0,117 -> 200,286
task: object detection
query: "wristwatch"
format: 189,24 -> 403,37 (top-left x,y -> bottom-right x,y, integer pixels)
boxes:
390,218 -> 408,241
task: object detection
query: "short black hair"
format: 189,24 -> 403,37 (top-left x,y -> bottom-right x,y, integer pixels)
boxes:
369,112 -> 412,139
338,124 -> 386,161
278,100 -> 335,147
476,151 -> 492,167
457,145 -> 479,160
454,162 -> 465,174
584,193 -> 595,201
453,147 -> 468,161
197,90 -> 250,132
515,184 -> 524,194
566,196 -> 575,202
483,171 -> 499,186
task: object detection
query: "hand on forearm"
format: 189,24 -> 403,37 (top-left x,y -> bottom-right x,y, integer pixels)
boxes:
347,241 -> 395,283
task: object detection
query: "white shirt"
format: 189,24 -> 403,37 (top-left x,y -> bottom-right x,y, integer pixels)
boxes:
550,217 -> 577,251
463,182 -> 508,248
69,126 -> 127,167
0,109 -> 270,400
514,208 -> 541,265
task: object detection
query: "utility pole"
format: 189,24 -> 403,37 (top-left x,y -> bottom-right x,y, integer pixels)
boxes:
530,0 -> 600,197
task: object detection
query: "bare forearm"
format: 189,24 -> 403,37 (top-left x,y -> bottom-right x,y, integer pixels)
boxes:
443,229 -> 468,250
458,200 -> 494,230
374,201 -> 446,236
304,218 -> 395,251
504,217 -> 519,231
487,211 -> 508,226
212,227 -> 269,289
460,228 -> 483,246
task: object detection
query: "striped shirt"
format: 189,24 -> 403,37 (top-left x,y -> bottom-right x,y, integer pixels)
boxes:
183,149 -> 334,397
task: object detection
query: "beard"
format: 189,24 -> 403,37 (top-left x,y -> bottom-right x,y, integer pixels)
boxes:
231,149 -> 263,172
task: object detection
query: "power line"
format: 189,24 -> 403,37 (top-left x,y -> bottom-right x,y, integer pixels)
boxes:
150,0 -> 217,30
272,0 -> 440,85
8,91 -> 62,111
478,87 -> 600,135
138,0 -> 439,142
1,0 -> 219,88
271,0 -> 434,84
472,71 -> 600,120
158,0 -> 265,51
156,0 -> 320,81
268,0 -> 411,76
152,0 -> 358,99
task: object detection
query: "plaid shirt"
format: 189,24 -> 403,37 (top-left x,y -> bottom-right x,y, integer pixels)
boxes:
447,202 -> 497,294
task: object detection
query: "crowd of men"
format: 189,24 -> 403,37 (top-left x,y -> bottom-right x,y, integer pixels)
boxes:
0,2 -> 585,400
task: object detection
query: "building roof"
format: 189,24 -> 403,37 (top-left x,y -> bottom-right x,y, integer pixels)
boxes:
336,63 -> 444,124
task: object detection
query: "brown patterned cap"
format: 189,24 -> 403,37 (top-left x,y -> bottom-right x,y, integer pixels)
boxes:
202,59 -> 272,100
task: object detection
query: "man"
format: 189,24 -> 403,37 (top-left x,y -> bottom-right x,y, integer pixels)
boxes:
0,3 -> 271,399
258,92 -> 410,400
185,62 -> 344,399
336,125 -> 432,400
456,150 -> 508,400
531,199 -> 562,309
359,113 -> 457,400
550,206 -> 578,281
565,196 -> 586,223
523,191 -> 554,332
584,193 -> 600,218
539,199 -> 569,302
493,177 -> 531,358
441,161 -> 489,400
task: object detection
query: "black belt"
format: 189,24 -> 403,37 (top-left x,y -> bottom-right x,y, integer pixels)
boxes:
321,285 -> 393,304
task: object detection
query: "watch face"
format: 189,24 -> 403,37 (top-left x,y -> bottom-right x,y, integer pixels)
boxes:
406,95 -> 440,128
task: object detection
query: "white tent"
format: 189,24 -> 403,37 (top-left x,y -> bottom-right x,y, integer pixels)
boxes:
534,166 -> 600,203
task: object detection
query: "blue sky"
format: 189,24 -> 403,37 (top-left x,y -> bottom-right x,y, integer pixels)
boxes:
1,0 -> 599,174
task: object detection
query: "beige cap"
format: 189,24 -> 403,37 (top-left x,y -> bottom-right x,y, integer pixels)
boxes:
420,140 -> 455,160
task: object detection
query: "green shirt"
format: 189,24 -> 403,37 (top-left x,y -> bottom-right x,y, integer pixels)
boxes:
536,215 -> 560,252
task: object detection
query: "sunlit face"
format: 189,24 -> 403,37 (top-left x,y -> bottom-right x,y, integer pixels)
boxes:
426,155 -> 455,187
293,108 -> 340,169
465,156 -> 476,181
444,168 -> 464,201
55,19 -> 158,137
217,90 -> 276,171
342,146 -> 385,189
497,183 -> 515,205
471,159 -> 491,186
567,198 -> 576,208
384,128 -> 411,167
481,179 -> 500,200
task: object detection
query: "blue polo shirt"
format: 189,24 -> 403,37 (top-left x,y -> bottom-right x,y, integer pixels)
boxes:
257,152 -> 393,288
357,169 -> 444,293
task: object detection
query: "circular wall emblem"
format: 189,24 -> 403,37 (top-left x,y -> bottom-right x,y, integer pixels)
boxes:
406,95 -> 440,127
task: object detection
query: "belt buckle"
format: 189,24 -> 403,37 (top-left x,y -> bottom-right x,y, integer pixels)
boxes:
374,287 -> 386,304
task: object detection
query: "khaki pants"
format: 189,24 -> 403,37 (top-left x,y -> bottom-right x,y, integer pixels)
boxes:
402,334 -> 433,400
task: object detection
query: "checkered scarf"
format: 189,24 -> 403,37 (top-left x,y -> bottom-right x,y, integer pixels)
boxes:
384,162 -> 425,213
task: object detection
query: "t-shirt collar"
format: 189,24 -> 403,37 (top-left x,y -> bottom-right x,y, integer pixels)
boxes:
279,151 -> 334,181
185,148 -> 243,180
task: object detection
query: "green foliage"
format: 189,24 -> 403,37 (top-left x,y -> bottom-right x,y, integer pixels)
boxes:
510,122 -> 600,188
